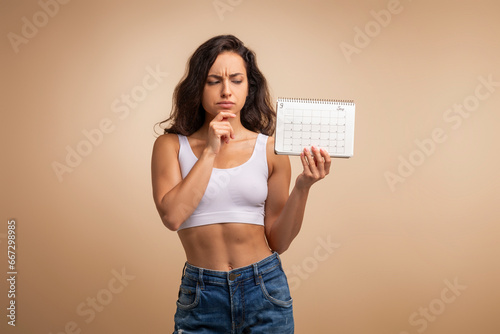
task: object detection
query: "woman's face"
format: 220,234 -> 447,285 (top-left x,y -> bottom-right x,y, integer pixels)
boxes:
202,51 -> 248,118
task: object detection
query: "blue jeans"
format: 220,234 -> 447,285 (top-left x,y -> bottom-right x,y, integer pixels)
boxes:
173,252 -> 294,333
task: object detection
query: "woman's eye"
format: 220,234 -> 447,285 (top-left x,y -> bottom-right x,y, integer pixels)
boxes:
232,81 -> 242,84
207,81 -> 219,85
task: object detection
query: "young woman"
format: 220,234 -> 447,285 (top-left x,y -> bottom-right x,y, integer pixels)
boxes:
151,35 -> 331,333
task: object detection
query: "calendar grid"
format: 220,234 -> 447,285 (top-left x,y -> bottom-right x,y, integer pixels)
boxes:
275,98 -> 355,158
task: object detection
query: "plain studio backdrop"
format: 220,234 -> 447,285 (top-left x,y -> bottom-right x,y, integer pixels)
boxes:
1,0 -> 499,333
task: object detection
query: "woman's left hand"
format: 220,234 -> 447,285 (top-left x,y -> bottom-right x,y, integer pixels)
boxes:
296,146 -> 331,190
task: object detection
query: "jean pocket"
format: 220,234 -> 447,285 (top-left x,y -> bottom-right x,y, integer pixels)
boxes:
176,279 -> 201,311
259,267 -> 293,308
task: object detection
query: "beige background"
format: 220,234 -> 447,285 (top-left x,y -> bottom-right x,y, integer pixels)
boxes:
2,0 -> 499,333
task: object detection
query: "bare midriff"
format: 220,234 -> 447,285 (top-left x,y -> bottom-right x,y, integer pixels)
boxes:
177,223 -> 273,271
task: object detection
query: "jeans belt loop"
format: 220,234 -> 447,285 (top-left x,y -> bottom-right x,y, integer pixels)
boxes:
181,262 -> 187,279
253,263 -> 260,285
199,268 -> 205,290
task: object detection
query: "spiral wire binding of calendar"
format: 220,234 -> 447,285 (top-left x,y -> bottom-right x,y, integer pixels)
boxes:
277,97 -> 354,105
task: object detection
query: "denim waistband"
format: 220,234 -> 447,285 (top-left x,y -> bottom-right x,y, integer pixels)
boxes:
182,252 -> 281,288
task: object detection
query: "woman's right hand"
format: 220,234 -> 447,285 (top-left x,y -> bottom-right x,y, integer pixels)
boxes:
206,111 -> 236,155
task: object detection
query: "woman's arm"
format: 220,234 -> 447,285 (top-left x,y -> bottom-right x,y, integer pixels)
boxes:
151,134 -> 215,231
264,139 -> 331,253
151,112 -> 235,231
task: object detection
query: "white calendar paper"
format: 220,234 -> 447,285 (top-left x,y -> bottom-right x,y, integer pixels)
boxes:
274,98 -> 355,158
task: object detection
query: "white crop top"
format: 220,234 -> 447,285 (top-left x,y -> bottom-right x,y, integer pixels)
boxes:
176,133 -> 269,231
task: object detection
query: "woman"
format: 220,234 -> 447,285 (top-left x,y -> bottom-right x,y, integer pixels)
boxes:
151,35 -> 331,333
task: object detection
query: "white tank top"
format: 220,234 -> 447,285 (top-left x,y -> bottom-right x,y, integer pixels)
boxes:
176,133 -> 269,231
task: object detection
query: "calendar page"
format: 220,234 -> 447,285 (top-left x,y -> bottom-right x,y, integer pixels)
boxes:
274,98 -> 355,158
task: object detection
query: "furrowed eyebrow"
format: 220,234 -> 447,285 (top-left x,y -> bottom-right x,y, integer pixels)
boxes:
207,73 -> 244,79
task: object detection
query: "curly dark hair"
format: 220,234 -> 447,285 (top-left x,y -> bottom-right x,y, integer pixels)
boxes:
157,35 -> 275,136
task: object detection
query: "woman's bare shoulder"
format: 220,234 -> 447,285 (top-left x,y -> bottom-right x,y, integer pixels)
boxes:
152,133 -> 181,166
153,133 -> 180,151
265,135 -> 290,174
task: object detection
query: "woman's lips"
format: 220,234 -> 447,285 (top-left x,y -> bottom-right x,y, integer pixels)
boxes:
217,102 -> 235,108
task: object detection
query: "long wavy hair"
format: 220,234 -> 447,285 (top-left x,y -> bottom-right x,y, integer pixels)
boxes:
157,35 -> 275,136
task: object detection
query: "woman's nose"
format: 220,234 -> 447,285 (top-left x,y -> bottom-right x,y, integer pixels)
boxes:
221,80 -> 231,97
